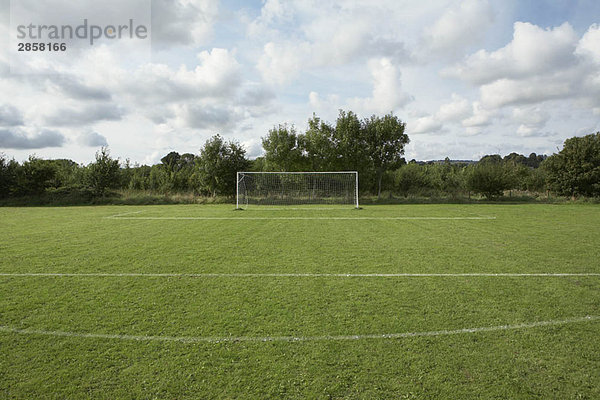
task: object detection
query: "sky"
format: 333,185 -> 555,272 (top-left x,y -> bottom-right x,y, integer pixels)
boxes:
0,0 -> 599,164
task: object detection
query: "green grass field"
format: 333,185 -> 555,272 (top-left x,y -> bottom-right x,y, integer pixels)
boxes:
1,204 -> 599,399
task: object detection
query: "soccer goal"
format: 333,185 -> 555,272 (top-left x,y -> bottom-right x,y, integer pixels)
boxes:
236,171 -> 359,209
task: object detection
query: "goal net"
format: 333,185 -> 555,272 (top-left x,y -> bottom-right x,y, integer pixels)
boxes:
236,171 -> 359,209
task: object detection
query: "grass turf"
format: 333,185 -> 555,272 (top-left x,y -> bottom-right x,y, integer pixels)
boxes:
0,203 -> 599,399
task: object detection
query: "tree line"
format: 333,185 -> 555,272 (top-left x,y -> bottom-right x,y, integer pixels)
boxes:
1,110 -> 599,202
0,135 -> 249,200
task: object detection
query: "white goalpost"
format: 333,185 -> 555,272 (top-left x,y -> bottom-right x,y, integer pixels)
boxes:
236,171 -> 359,209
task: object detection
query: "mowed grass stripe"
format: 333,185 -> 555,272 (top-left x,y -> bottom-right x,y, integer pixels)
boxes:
1,277 -> 598,338
2,204 -> 598,275
2,272 -> 599,277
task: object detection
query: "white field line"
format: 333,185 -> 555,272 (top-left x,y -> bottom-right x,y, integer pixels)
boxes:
105,211 -> 143,218
106,216 -> 497,220
241,207 -> 356,211
1,273 -> 599,277
0,315 -> 597,344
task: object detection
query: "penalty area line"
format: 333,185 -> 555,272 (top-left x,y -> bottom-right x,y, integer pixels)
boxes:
105,216 -> 497,220
0,315 -> 597,344
1,273 -> 599,277
105,211 -> 143,218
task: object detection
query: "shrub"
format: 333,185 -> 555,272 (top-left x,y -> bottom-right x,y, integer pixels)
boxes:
466,162 -> 513,199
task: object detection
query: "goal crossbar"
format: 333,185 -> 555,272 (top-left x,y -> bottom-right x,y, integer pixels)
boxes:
238,171 -> 357,174
237,171 -> 359,209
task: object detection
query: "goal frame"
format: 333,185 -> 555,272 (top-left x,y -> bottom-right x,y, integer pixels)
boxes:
236,171 -> 359,209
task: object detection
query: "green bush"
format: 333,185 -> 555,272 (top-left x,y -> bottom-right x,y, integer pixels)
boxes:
86,147 -> 120,196
543,132 -> 600,197
466,162 -> 513,199
394,163 -> 432,196
0,154 -> 18,198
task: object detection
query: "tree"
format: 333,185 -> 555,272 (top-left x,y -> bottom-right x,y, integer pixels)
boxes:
250,156 -> 267,172
196,135 -> 249,197
466,162 -> 513,198
524,167 -> 548,192
261,124 -> 304,171
503,152 -> 527,166
48,159 -> 83,188
128,165 -> 152,190
334,110 -> 366,172
479,154 -> 503,164
363,113 -> 409,198
15,156 -> 57,196
87,147 -> 120,196
157,151 -> 197,192
180,153 -> 196,169
161,152 -> 181,172
261,110 -> 410,195
174,153 -> 197,192
394,163 -> 430,196
298,114 -> 337,171
429,163 -> 466,197
119,158 -> 134,190
526,153 -> 546,168
0,154 -> 18,198
148,164 -> 169,192
543,132 -> 600,197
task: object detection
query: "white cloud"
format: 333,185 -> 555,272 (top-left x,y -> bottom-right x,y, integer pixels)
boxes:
152,0 -> 219,46
127,48 -> 241,104
512,106 -> 550,137
369,58 -> 411,112
0,41 -> 266,150
77,130 -> 108,147
253,1 -> 409,86
479,76 -> 574,108
445,22 -> 579,84
303,13 -> 407,65
407,115 -> 442,135
257,41 -> 308,85
173,102 -> 240,131
445,22 -> 600,112
0,128 -> 66,149
192,49 -> 242,93
0,104 -> 24,126
576,23 -> 600,64
80,47 -> 253,130
308,91 -> 340,113
347,58 -> 412,114
47,76 -> 112,101
405,94 -> 471,134
423,0 -> 494,58
462,101 -> 494,128
247,0 -> 289,38
512,106 -> 549,127
437,94 -> 471,122
44,104 -> 125,127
